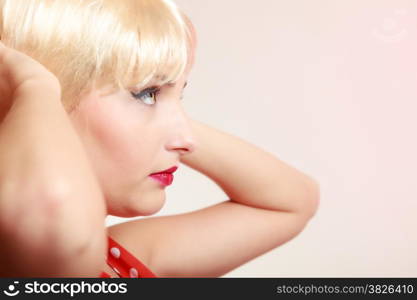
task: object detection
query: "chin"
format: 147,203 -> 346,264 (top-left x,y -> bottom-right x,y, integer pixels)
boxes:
107,193 -> 166,218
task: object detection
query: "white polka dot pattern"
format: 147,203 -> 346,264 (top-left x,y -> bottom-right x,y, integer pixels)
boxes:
102,236 -> 157,278
129,268 -> 138,278
110,247 -> 121,259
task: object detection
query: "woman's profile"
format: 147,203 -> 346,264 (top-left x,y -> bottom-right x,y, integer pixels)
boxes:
0,0 -> 320,278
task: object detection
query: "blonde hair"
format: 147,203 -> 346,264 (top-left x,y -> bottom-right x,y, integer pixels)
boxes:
0,0 -> 192,111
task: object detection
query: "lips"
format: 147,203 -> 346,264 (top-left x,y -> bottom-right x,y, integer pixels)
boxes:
150,166 -> 178,175
149,173 -> 174,186
149,166 -> 178,186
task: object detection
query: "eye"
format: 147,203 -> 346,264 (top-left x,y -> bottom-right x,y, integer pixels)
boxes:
130,87 -> 161,105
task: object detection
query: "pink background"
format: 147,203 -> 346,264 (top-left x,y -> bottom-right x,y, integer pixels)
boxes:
107,0 -> 417,276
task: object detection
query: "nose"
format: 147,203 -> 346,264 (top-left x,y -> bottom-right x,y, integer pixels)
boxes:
165,109 -> 197,156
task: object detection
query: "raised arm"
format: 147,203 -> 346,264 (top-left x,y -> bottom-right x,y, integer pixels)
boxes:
0,43 -> 106,277
182,119 -> 320,215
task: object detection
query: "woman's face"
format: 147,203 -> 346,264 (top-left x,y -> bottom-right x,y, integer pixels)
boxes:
69,47 -> 197,218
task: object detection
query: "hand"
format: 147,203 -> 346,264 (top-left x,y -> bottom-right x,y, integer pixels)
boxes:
0,41 -> 61,118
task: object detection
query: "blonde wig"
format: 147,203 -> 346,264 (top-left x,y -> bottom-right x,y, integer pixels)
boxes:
0,0 -> 192,111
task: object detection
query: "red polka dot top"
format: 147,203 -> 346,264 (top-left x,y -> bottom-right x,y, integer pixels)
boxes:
99,236 -> 157,278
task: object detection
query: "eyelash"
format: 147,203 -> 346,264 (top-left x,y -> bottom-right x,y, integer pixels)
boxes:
130,85 -> 186,106
130,87 -> 161,106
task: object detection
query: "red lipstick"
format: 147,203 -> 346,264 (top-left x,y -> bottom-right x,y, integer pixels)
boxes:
149,166 -> 178,186
151,166 -> 178,174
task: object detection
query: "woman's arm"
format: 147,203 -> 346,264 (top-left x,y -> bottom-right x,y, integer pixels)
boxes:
0,82 -> 106,277
181,119 -> 320,215
0,69 -> 106,276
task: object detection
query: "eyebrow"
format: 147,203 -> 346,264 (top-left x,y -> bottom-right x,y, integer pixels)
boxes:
166,81 -> 188,89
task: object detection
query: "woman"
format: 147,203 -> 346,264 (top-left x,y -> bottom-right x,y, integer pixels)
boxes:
0,0 -> 320,277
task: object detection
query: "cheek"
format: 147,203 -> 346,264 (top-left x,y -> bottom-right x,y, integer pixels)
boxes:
100,124 -> 147,167
87,103 -> 151,165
